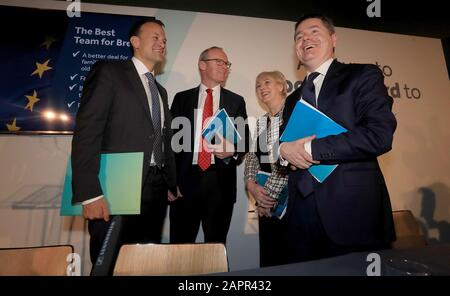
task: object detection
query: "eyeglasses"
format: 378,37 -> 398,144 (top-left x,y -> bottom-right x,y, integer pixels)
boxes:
201,58 -> 232,69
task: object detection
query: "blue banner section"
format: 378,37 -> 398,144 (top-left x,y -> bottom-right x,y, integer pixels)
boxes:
0,6 -> 147,133
0,7 -> 67,133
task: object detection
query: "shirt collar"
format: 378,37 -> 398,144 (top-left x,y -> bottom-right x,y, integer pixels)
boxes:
132,56 -> 155,76
266,101 -> 285,119
307,58 -> 334,78
200,83 -> 221,94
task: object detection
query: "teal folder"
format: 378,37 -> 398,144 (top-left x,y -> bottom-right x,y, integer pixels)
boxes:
202,108 -> 242,144
280,100 -> 347,183
256,171 -> 288,219
60,152 -> 143,216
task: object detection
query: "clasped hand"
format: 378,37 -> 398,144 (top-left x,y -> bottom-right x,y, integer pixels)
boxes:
280,135 -> 320,169
246,181 -> 276,217
206,134 -> 235,159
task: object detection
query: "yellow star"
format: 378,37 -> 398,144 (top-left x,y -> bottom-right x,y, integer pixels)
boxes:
31,59 -> 52,78
6,118 -> 21,132
41,36 -> 57,49
25,90 -> 40,112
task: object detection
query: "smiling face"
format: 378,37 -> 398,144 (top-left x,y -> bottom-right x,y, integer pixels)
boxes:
294,17 -> 336,72
256,76 -> 283,104
131,22 -> 167,71
255,72 -> 286,113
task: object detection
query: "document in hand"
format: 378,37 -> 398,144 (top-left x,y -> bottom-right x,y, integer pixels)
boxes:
202,108 -> 242,144
256,171 -> 288,219
60,152 -> 143,216
280,99 -> 347,183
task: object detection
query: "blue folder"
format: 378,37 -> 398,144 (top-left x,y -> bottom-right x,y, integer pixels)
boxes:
202,108 -> 241,144
256,171 -> 288,219
280,100 -> 347,182
60,152 -> 143,216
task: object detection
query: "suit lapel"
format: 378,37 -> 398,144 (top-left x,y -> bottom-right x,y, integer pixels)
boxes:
283,60 -> 340,131
190,87 -> 200,122
317,59 -> 343,113
281,86 -> 302,134
220,87 -> 236,115
190,87 -> 201,151
124,60 -> 153,123
219,88 -> 226,110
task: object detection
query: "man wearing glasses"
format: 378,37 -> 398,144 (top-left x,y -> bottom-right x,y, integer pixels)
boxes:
169,46 -> 249,244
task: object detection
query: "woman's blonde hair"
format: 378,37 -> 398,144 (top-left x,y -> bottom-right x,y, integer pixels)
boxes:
255,71 -> 288,97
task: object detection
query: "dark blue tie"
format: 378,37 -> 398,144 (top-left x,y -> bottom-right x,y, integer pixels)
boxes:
296,72 -> 320,198
145,72 -> 163,168
301,72 -> 320,108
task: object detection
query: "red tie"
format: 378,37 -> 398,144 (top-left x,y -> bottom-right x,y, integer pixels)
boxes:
198,88 -> 213,171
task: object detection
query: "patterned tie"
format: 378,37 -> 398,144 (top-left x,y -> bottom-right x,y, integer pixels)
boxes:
301,72 -> 320,108
144,72 -> 163,168
198,88 -> 213,171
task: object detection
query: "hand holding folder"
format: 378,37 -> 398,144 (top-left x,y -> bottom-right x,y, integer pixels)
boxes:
280,100 -> 347,182
60,152 -> 143,216
202,108 -> 241,144
255,171 -> 287,219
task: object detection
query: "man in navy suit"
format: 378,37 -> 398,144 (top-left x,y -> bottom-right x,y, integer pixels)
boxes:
280,14 -> 397,263
169,46 -> 249,244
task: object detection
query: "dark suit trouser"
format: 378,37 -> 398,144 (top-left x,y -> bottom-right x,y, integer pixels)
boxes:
169,167 -> 234,244
88,167 -> 168,271
258,216 -> 288,267
284,191 -> 387,264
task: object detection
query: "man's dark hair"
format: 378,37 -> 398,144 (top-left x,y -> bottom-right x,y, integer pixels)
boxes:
128,18 -> 165,41
294,13 -> 335,35
128,18 -> 165,55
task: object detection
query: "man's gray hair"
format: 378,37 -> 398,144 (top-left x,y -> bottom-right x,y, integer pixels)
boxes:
199,46 -> 224,61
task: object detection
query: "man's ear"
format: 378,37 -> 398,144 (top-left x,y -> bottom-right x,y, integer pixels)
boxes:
198,60 -> 207,71
130,36 -> 139,51
331,33 -> 337,49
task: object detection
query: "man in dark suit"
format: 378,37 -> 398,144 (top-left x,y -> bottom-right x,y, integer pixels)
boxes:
71,19 -> 176,268
169,46 -> 249,244
279,14 -> 397,263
